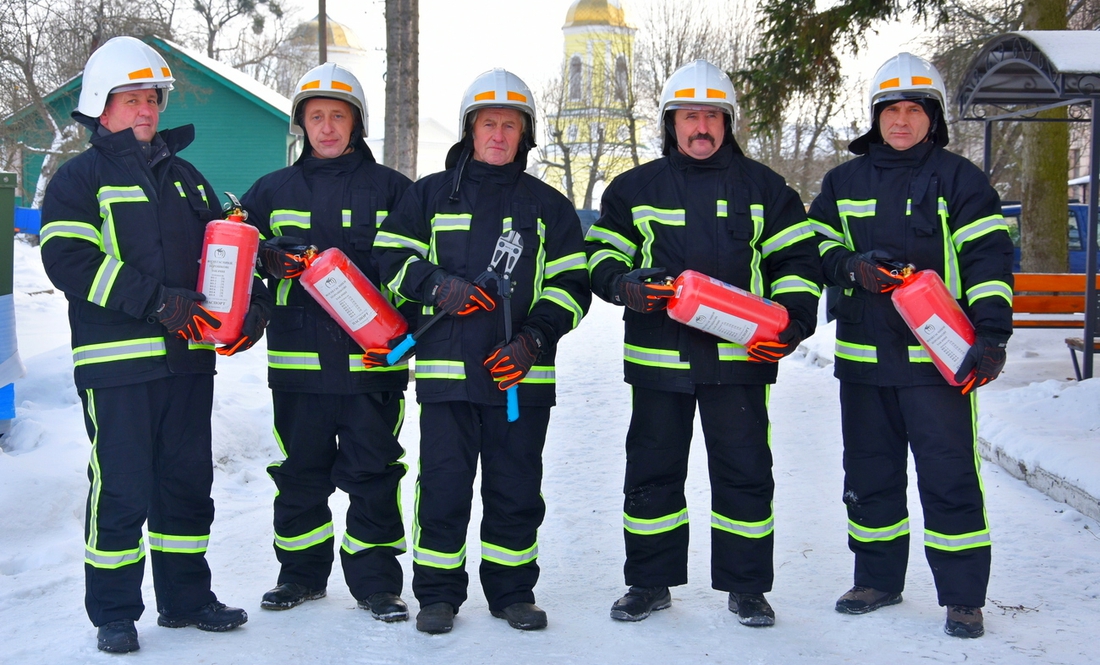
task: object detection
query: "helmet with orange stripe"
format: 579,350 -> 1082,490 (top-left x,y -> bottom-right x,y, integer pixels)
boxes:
290,62 -> 368,137
850,52 -> 949,154
74,36 -> 175,119
454,69 -> 537,163
657,60 -> 738,156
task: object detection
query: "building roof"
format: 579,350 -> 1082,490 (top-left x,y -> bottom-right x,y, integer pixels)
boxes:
563,0 -> 630,29
291,14 -> 365,51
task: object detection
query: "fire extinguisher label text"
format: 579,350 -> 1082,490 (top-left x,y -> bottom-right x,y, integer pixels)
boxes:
913,313 -> 970,374
314,267 -> 378,331
201,243 -> 238,313
690,304 -> 759,346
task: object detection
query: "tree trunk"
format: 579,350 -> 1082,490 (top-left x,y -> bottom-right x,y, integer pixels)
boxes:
1020,0 -> 1069,272
384,0 -> 418,179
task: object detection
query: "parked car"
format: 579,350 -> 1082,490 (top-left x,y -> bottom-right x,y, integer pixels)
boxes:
1001,202 -> 1097,273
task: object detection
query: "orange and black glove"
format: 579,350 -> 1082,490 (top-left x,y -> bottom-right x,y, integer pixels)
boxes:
747,321 -> 805,363
483,327 -> 544,390
612,267 -> 676,313
150,287 -> 222,342
843,252 -> 903,294
427,270 -> 496,316
362,337 -> 405,368
216,300 -> 270,356
258,236 -> 311,280
954,334 -> 1008,394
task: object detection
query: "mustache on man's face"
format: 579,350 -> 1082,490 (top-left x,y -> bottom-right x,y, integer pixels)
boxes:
689,133 -> 715,145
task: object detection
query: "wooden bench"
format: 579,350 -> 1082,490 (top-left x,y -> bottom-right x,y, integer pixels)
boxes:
1013,272 -> 1100,380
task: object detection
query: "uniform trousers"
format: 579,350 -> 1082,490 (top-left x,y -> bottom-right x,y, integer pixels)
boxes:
79,374 -> 217,626
268,390 -> 406,600
623,384 -> 775,593
412,401 -> 551,613
840,382 -> 990,607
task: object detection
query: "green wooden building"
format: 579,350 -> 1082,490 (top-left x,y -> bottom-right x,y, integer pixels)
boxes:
2,36 -> 293,209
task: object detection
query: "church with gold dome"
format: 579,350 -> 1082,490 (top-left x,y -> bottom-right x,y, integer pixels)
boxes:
542,0 -> 644,209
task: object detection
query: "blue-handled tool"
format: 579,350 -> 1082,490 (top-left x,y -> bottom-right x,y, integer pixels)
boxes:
385,310 -> 445,366
481,231 -> 524,422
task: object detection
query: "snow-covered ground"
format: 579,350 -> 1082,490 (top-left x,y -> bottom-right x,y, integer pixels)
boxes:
2,239 -> 1098,664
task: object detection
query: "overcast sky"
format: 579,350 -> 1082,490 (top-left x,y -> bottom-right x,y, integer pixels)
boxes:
289,0 -> 927,137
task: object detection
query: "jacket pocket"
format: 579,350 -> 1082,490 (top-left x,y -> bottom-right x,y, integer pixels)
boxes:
832,294 -> 864,324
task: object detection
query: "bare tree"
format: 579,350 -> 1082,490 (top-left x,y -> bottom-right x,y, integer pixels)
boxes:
383,0 -> 416,178
229,8 -> 313,98
188,0 -> 283,61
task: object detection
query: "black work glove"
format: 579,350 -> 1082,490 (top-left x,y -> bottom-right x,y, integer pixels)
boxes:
954,334 -> 1008,394
216,300 -> 270,356
747,320 -> 804,363
426,270 -> 496,316
258,236 -> 311,280
150,287 -> 222,342
843,252 -> 904,294
483,327 -> 544,390
611,267 -> 676,313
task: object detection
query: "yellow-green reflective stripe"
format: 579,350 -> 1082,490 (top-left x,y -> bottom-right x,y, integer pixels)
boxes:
631,206 -> 685,225
197,184 -> 208,206
482,541 -> 538,566
39,221 -> 102,247
587,248 -> 632,273
375,211 -> 388,227
586,225 -> 637,256
188,340 -> 214,351
749,204 -> 765,295
710,511 -> 774,538
717,199 -> 728,218
73,337 -> 166,366
836,200 -> 876,217
624,508 -> 689,535
819,239 -> 847,257
624,344 -> 690,370
98,186 -> 147,259
86,389 -> 102,550
521,365 -> 555,384
88,255 -> 123,306
938,197 -> 962,297
415,360 -> 466,380
430,213 -> 472,232
348,354 -> 407,372
375,231 -> 429,257
848,518 -> 910,542
809,218 -> 844,243
413,543 -> 466,569
545,252 -> 587,278
717,343 -> 749,362
342,209 -> 352,228
342,533 -> 407,555
835,340 -> 878,363
770,275 -> 821,297
276,279 -> 292,306
148,532 -> 209,553
271,210 -> 310,232
275,522 -> 334,551
86,541 -> 146,569
268,351 -> 321,370
952,214 -> 1009,249
924,528 -> 991,551
501,216 -> 514,234
541,287 -> 584,329
386,255 -> 421,299
174,181 -> 186,197
761,221 -> 815,257
908,345 -> 932,363
966,280 -> 1013,306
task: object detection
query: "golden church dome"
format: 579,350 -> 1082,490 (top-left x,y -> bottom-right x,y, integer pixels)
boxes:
291,14 -> 364,51
563,0 -> 630,28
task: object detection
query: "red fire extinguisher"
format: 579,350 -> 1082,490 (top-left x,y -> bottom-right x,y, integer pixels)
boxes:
666,269 -> 789,346
299,247 -> 408,351
891,266 -> 976,386
196,194 -> 260,344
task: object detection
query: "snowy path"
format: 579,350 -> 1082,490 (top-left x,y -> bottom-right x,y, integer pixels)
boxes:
2,241 -> 1099,664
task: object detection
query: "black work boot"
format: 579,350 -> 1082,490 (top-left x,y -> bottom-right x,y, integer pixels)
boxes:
835,586 -> 903,615
728,592 -> 775,627
97,619 -> 139,653
491,602 -> 548,630
610,586 -> 672,622
944,605 -> 984,638
358,592 -> 409,622
260,582 -> 327,610
157,601 -> 248,631
416,602 -> 457,634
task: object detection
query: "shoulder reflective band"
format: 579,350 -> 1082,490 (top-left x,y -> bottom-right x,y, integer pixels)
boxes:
148,532 -> 209,554
73,337 -> 166,366
835,340 -> 878,363
414,360 -> 466,380
85,541 -> 146,569
624,344 -> 690,370
268,351 -> 321,370
924,527 -> 991,551
482,540 -> 538,566
908,345 -> 932,363
274,522 -> 334,551
413,543 -> 466,569
624,508 -> 689,535
711,510 -> 774,538
271,210 -> 311,234
342,533 -> 407,555
848,518 -> 910,542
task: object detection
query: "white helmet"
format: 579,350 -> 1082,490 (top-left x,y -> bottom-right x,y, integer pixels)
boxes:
75,36 -> 174,118
657,60 -> 738,155
290,63 -> 368,137
867,52 -> 947,119
457,69 -> 537,142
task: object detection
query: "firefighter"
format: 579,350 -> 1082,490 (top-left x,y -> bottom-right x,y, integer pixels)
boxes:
372,69 -> 590,634
586,60 -> 821,627
808,52 -> 1013,639
240,63 -> 415,621
39,36 -> 264,653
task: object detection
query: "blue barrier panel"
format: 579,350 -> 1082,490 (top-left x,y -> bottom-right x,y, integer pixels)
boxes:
14,207 -> 41,234
0,383 -> 13,420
